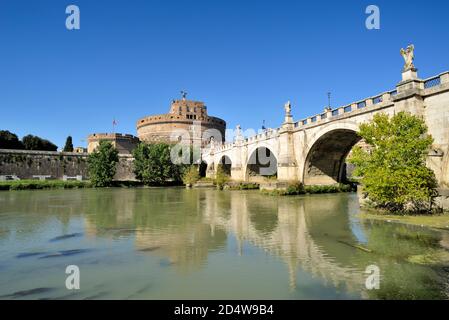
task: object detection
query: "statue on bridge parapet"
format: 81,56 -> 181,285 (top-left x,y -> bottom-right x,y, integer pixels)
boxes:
400,44 -> 416,72
284,100 -> 291,115
235,124 -> 243,142
284,100 -> 293,124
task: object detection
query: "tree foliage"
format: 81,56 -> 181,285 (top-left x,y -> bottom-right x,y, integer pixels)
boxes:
0,130 -> 24,150
349,112 -> 438,213
215,164 -> 229,190
182,166 -> 201,187
132,143 -> 184,185
87,141 -> 119,187
22,134 -> 58,151
63,136 -> 74,152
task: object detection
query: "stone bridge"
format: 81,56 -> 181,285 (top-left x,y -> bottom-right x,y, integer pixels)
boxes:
202,66 -> 449,186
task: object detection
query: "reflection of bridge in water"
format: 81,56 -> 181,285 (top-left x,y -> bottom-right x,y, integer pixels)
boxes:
199,191 -> 366,294
127,190 -> 367,295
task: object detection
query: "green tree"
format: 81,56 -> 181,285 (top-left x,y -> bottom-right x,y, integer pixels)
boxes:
182,165 -> 201,187
0,130 -> 24,149
215,165 -> 229,190
63,136 -> 74,152
22,134 -> 58,151
349,112 -> 438,213
87,141 -> 119,187
132,143 -> 184,185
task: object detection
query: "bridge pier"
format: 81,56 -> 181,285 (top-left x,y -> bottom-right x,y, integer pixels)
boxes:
277,110 -> 298,182
231,166 -> 244,181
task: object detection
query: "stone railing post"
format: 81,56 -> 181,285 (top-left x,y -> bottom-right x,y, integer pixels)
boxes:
440,72 -> 449,84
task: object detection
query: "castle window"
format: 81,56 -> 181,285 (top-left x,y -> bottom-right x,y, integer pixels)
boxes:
186,107 -> 190,112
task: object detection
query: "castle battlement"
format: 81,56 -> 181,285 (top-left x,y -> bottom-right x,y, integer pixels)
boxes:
87,133 -> 139,154
136,98 -> 226,144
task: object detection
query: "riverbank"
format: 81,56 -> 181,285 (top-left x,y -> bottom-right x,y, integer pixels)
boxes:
359,211 -> 449,231
0,179 -> 92,190
0,180 -> 150,190
261,183 -> 354,196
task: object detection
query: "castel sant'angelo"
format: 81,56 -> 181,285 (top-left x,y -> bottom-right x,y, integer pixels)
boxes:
87,93 -> 226,154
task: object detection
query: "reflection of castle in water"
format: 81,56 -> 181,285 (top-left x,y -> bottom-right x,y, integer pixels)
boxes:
82,189 -> 366,294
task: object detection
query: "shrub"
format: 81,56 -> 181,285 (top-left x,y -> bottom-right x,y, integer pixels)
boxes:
286,182 -> 305,195
349,112 -> 438,213
215,165 -> 229,190
182,166 -> 200,187
132,143 -> 184,186
87,141 -> 119,187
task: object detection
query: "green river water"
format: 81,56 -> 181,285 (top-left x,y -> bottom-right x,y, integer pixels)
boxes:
0,188 -> 448,299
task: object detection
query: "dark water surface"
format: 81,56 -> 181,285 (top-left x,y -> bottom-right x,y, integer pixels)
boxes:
0,188 -> 448,299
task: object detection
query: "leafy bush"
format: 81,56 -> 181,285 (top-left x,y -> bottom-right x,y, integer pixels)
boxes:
349,112 -> 438,213
286,182 -> 305,195
133,143 -> 184,186
262,182 -> 353,196
87,141 -> 119,187
182,166 -> 200,186
215,165 -> 229,190
226,182 -> 260,190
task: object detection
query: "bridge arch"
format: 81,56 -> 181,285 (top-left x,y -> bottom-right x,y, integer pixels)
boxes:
245,146 -> 278,182
199,160 -> 208,178
303,122 -> 360,185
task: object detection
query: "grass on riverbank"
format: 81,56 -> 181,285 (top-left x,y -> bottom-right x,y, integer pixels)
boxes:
225,182 -> 260,190
0,179 -> 92,190
261,183 -> 354,196
0,179 -> 184,190
359,211 -> 449,230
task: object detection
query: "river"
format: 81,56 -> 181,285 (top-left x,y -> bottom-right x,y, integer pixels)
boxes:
0,188 -> 448,299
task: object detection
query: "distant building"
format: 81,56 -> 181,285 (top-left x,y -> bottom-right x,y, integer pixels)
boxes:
136,97 -> 226,145
74,147 -> 87,153
87,133 -> 139,154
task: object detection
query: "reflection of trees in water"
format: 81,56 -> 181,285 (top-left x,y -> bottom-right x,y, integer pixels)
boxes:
83,188 -> 228,273
201,192 -> 449,299
0,190 -> 85,238
133,189 -> 228,273
361,222 -> 448,300
83,189 -> 137,237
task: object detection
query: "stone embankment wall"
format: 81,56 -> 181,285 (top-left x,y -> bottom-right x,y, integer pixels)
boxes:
0,149 -> 136,181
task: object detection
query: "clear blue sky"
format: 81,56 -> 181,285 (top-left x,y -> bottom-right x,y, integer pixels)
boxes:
1,0 -> 448,148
